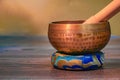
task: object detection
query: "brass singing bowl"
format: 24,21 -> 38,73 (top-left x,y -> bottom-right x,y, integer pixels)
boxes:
48,20 -> 111,54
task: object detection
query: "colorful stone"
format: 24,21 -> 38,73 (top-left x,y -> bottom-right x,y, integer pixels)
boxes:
51,51 -> 104,70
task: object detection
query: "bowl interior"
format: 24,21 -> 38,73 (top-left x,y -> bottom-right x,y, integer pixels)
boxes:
52,20 -> 84,24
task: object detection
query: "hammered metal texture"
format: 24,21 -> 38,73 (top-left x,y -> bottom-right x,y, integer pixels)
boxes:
48,21 -> 111,54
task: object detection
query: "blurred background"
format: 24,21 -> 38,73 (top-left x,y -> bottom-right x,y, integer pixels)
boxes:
0,0 -> 120,36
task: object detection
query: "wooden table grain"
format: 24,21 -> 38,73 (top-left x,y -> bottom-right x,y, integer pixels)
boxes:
0,36 -> 120,80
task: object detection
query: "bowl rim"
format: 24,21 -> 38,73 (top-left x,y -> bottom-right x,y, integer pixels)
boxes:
50,20 -> 108,25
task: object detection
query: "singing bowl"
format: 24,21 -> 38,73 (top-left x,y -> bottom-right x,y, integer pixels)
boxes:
48,20 -> 111,54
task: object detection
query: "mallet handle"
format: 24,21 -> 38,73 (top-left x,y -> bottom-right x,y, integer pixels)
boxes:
84,0 -> 120,24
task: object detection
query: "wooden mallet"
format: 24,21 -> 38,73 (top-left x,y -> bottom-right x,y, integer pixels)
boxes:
84,0 -> 120,24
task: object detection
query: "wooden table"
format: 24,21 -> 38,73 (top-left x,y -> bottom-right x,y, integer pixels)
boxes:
0,36 -> 120,80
